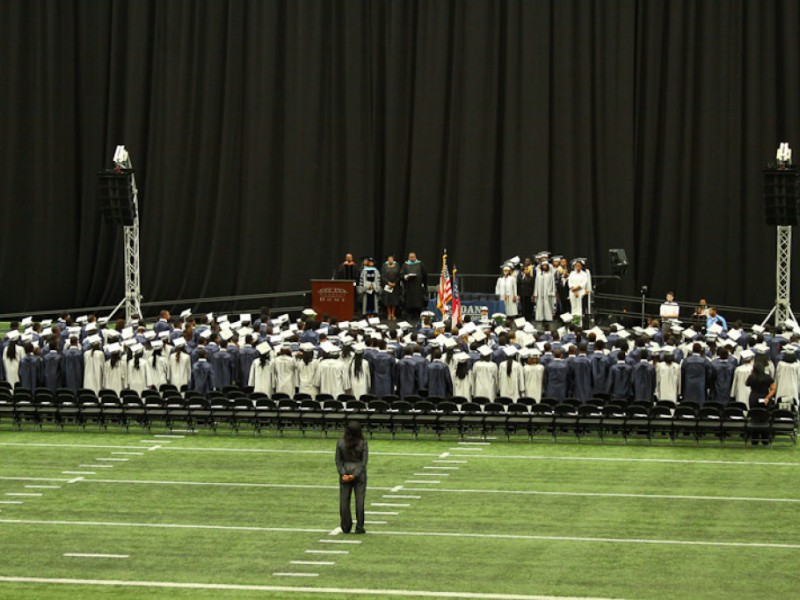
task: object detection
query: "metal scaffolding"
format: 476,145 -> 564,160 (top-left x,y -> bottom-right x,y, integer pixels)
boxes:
107,146 -> 143,322
762,225 -> 796,327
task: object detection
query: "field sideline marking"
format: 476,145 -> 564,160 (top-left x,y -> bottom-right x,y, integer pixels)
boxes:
6,476 -> 792,504
290,560 -> 335,566
272,572 -> 319,577
3,441 -> 798,467
0,575 -> 632,598
3,518 -> 798,550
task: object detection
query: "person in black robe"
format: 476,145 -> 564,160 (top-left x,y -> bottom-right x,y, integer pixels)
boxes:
336,253 -> 358,281
380,254 -> 402,321
400,252 -> 428,320
517,258 -> 535,321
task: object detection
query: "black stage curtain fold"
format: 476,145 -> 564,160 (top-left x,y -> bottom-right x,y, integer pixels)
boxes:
0,0 -> 798,315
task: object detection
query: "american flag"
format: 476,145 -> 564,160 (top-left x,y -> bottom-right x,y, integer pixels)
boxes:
451,266 -> 461,324
436,250 -> 452,315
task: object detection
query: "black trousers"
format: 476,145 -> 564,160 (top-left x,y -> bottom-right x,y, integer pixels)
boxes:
339,475 -> 366,532
520,297 -> 534,321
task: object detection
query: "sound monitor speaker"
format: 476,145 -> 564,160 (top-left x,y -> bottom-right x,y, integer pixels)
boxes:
97,169 -> 136,226
763,167 -> 799,226
609,248 -> 628,276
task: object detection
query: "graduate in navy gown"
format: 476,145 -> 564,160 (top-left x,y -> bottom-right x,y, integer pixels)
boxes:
42,340 -> 63,391
426,348 -> 453,398
710,348 -> 735,403
396,346 -> 418,399
212,339 -> 235,390
190,348 -> 216,395
18,344 -> 42,390
570,344 -> 594,402
62,337 -> 84,391
371,342 -> 397,397
607,351 -> 633,401
681,343 -> 711,404
543,349 -> 571,400
631,350 -> 656,401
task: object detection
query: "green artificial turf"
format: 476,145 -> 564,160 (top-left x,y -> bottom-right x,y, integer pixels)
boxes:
0,431 -> 797,599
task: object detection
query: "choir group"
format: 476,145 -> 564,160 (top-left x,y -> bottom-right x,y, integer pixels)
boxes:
2,306 -> 799,414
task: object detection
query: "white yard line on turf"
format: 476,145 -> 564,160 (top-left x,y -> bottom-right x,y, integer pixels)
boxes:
79,465 -> 114,469
0,477 -> 68,483
24,486 -> 61,490
5,493 -> 41,497
63,553 -> 129,559
4,518 -> 799,550
390,485 -> 404,493
365,511 -> 399,516
434,460 -> 468,464
413,473 -> 449,477
458,442 -> 491,445
371,503 -> 410,507
0,575 -> 629,599
153,435 -> 184,439
405,480 -> 441,484
111,452 -> 144,456
305,550 -> 349,555
424,466 -> 460,470
3,441 -> 798,468
365,521 -> 388,525
290,560 -> 335,566
0,501 -> 23,505
61,471 -> 95,475
448,447 -> 482,451
140,440 -> 171,444
95,458 -> 129,462
273,573 -> 319,577
34,477 -> 795,504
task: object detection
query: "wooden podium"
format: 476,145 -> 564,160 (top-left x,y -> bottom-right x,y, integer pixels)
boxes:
311,279 -> 355,321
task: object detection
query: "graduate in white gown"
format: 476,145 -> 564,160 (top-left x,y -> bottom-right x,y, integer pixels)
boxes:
655,354 -> 681,402
497,347 -> 525,399
533,261 -> 556,322
148,341 -> 169,390
567,260 -> 591,319
315,344 -> 346,398
730,351 -> 755,405
102,345 -> 126,394
774,349 -> 800,408
248,343 -> 275,395
452,354 -> 474,399
472,346 -> 498,398
296,344 -> 319,397
83,340 -> 106,393
346,345 -> 371,399
495,265 -> 519,317
272,344 -> 298,396
126,345 -> 153,394
522,352 -> 545,401
2,339 -> 25,388
168,342 -> 192,390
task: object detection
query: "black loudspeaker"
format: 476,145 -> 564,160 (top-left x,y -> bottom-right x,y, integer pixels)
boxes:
97,169 -> 136,226
609,248 -> 628,276
764,167 -> 799,226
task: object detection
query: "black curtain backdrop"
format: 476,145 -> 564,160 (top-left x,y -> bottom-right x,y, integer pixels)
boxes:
1,0 -> 798,315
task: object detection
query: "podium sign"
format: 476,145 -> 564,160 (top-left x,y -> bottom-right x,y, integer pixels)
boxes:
311,279 -> 355,321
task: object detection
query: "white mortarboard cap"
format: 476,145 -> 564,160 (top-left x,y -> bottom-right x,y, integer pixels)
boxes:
645,327 -> 658,337
85,322 -> 97,332
220,329 -> 234,341
275,314 -> 289,324
557,327 -> 567,338
144,331 -> 156,340
76,316 -> 88,324
269,335 -> 282,345
754,343 -> 769,354
41,319 -> 53,327
370,332 -> 382,341
670,324 -> 684,334
784,346 -> 797,355
302,308 -> 317,317
503,346 -> 518,357
338,321 -> 350,330
239,327 -> 254,338
375,324 -> 389,332
206,312 -> 214,322
559,313 -> 573,323
472,330 -> 487,343
256,342 -> 272,355
752,324 -> 765,334
200,329 -> 212,340
24,327 -> 33,336
21,334 -> 32,343
433,321 -> 445,330
531,348 -> 542,357
444,338 -> 458,349
220,320 -> 232,331
151,341 -> 164,350
229,321 -> 242,331
87,334 -> 102,345
122,327 -> 134,340
97,317 -> 110,325
353,342 -> 367,353
180,309 -> 192,319
289,323 -> 299,332
524,322 -> 536,334
616,330 -> 631,339
455,352 -> 469,363
357,319 -> 369,328
280,330 -> 294,340
106,343 -> 121,354
632,326 -> 645,335
299,342 -> 315,352
173,338 -> 187,348
217,315 -> 228,323
661,345 -> 675,354
21,317 -> 33,326
478,345 -> 493,357
239,314 -> 251,323
123,338 -> 136,347
105,329 -> 120,339
461,322 -> 477,334
707,323 -> 723,335
280,341 -> 292,350
682,328 -> 696,340
367,317 -> 380,326
321,342 -> 340,355
131,343 -> 144,354
67,326 -> 81,336
514,317 -> 527,328
496,326 -> 507,335
741,350 -> 755,360
158,331 -> 170,339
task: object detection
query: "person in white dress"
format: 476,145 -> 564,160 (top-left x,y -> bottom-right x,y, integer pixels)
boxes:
296,344 -> 319,397
103,347 -> 126,394
495,265 -> 519,317
126,346 -> 153,394
272,345 -> 298,396
148,341 -> 169,391
2,339 -> 25,388
773,348 -> 800,409
315,345 -> 346,398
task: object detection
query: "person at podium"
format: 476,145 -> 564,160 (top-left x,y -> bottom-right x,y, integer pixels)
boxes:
336,253 -> 358,282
